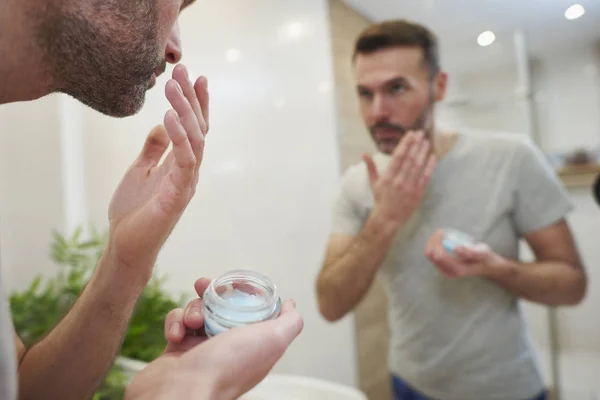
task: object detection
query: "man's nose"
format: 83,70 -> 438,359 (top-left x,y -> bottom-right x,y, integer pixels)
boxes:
165,22 -> 182,64
370,94 -> 390,120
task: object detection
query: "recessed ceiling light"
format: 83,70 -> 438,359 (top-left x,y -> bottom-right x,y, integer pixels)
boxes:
287,22 -> 304,38
226,48 -> 241,62
565,4 -> 585,20
477,31 -> 496,47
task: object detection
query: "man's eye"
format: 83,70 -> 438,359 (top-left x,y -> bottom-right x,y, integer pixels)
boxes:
358,90 -> 373,99
390,83 -> 406,94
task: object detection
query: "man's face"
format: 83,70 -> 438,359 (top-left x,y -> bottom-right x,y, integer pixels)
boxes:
38,0 -> 195,117
354,46 -> 447,154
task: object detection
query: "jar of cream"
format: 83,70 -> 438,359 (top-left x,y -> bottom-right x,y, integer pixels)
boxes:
203,270 -> 282,337
442,229 -> 476,254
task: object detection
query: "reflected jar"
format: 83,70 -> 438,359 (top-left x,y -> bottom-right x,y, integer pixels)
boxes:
442,228 -> 476,254
203,270 -> 281,337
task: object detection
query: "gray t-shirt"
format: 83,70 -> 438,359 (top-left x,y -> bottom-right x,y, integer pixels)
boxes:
1,274 -> 17,400
332,132 -> 573,400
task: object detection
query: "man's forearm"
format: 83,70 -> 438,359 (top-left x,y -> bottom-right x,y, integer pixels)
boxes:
317,211 -> 400,321
487,259 -> 587,306
18,246 -> 151,400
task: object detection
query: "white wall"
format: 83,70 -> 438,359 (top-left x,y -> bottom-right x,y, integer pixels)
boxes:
534,43 -> 600,155
0,95 -> 66,291
79,0 -> 358,387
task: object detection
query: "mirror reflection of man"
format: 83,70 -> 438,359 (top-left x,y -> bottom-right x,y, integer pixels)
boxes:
317,19 -> 586,400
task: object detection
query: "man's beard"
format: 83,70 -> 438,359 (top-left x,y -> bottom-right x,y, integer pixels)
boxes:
36,1 -> 162,117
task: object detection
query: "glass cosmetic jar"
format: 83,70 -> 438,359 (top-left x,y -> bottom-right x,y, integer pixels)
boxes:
442,229 -> 476,254
203,270 -> 281,337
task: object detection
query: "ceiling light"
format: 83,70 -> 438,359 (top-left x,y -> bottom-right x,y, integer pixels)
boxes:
477,31 -> 496,47
288,22 -> 304,37
226,49 -> 241,62
283,22 -> 305,41
565,4 -> 585,20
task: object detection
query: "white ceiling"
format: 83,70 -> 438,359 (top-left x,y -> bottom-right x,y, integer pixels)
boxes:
341,0 -> 600,72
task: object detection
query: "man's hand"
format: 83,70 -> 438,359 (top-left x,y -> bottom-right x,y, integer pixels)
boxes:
106,63 -> 210,277
425,229 -> 508,278
124,278 -> 304,400
14,65 -> 211,400
163,278 -> 211,354
363,130 -> 436,229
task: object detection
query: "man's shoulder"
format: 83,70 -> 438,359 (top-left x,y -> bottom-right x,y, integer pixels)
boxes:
340,159 -> 367,186
461,129 -> 535,152
337,156 -> 382,205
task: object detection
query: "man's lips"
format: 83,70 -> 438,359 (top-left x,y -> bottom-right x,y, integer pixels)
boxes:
149,73 -> 157,88
374,129 -> 403,139
148,65 -> 165,89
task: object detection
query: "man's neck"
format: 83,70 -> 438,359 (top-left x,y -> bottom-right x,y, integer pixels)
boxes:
432,129 -> 459,160
0,0 -> 54,104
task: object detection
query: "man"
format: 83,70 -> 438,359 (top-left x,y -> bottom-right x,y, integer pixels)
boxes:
1,0 -> 302,399
316,19 -> 586,400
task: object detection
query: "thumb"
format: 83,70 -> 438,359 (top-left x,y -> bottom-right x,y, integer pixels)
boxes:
362,153 -> 379,189
137,124 -> 170,168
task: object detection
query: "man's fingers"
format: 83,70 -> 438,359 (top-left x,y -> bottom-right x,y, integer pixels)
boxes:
386,131 -> 417,178
191,298 -> 303,363
137,125 -> 170,167
406,138 -> 431,186
163,108 -> 195,187
172,65 -> 205,132
172,66 -> 207,151
417,154 -> 437,189
400,132 -> 427,188
164,308 -> 185,343
177,299 -> 303,400
429,249 -> 461,277
195,76 -> 209,134
165,79 -> 205,168
194,278 -> 212,298
429,245 -> 476,277
267,299 -> 304,345
392,131 -> 424,187
386,131 -> 422,181
425,229 -> 443,259
454,243 -> 491,263
183,298 -> 205,331
164,334 -> 208,355
363,154 -> 379,189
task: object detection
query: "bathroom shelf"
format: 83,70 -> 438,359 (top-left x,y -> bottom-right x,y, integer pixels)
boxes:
556,164 -> 600,188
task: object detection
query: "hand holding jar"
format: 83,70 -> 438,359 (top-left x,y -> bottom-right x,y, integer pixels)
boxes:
124,272 -> 303,400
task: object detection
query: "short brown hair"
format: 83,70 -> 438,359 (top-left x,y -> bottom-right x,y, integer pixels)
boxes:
353,19 -> 440,78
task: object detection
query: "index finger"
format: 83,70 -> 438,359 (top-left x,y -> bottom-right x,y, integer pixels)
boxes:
384,131 -> 419,179
195,76 -> 209,134
194,278 -> 212,298
173,65 -> 207,135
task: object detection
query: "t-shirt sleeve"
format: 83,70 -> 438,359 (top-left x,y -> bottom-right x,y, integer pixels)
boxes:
512,138 -> 574,235
331,168 -> 364,236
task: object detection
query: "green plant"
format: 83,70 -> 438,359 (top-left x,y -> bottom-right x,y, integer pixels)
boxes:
10,226 -> 184,399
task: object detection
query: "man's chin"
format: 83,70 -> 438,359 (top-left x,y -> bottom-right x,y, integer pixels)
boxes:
78,87 -> 147,118
376,140 -> 399,155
